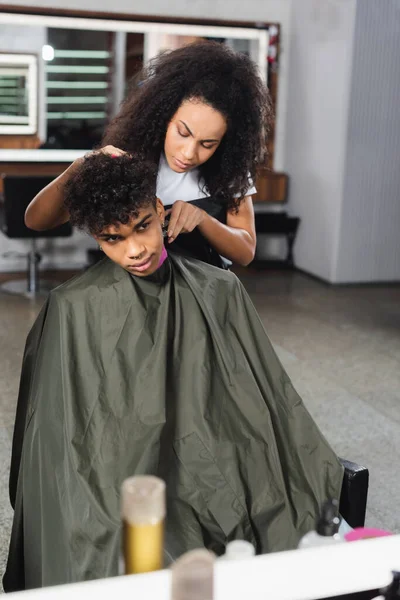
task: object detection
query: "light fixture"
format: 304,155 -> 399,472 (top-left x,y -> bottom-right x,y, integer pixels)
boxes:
42,45 -> 55,61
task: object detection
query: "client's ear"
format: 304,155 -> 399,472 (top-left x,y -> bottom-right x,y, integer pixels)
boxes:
156,197 -> 165,222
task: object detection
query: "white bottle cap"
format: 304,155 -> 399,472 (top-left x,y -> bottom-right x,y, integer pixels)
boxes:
121,475 -> 166,525
171,549 -> 215,600
224,540 -> 256,559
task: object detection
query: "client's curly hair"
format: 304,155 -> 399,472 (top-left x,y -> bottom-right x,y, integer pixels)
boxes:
64,153 -> 157,235
102,41 -> 273,211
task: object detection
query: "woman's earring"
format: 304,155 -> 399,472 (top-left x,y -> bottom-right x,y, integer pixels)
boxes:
162,222 -> 168,238
99,245 -> 103,251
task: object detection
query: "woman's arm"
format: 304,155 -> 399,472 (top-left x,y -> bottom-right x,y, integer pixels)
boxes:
25,161 -> 79,230
166,196 -> 256,266
198,197 -> 256,266
25,145 -> 124,231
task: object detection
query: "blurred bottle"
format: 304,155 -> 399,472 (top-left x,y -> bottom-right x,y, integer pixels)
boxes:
298,499 -> 343,549
377,572 -> 400,599
121,475 -> 165,574
345,527 -> 392,542
220,540 -> 256,560
171,549 -> 215,600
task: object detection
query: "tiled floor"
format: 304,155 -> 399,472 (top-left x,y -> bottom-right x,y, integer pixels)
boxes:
0,269 -> 399,588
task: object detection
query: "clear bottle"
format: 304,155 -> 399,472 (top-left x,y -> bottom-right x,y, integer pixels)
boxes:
171,549 -> 215,600
221,540 -> 256,560
121,475 -> 166,574
298,499 -> 343,549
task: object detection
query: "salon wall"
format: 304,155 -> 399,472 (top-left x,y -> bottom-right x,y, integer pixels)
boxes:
284,0 -> 400,284
335,0 -> 400,283
284,0 -> 358,282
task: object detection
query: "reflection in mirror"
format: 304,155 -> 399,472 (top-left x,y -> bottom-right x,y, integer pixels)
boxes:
0,53 -> 37,134
43,30 -> 263,150
43,28 -> 144,149
144,34 -> 260,65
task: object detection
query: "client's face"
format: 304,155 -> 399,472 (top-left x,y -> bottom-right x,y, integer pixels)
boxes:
94,199 -> 165,277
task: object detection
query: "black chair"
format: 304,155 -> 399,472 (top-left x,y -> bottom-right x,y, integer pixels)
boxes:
254,211 -> 301,268
252,171 -> 301,268
339,458 -> 369,528
0,175 -> 72,296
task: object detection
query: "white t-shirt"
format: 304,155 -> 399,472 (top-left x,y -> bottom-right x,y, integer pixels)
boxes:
156,153 -> 256,206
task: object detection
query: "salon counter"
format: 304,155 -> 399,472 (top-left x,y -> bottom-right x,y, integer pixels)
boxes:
0,150 -> 86,195
0,150 -> 86,163
6,534 -> 400,600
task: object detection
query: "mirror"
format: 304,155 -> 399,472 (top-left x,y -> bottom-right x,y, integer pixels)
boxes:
0,13 -> 269,150
0,53 -> 38,134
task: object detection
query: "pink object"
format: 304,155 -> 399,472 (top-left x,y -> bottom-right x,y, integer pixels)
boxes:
157,246 -> 168,268
345,527 -> 393,542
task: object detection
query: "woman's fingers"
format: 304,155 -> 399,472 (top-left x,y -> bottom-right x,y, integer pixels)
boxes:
167,202 -> 204,242
100,145 -> 126,157
167,202 -> 184,242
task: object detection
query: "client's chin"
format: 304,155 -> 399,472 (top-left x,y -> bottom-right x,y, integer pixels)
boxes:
126,254 -> 156,276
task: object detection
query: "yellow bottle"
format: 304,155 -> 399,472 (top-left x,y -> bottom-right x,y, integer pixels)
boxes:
121,475 -> 166,574
171,549 -> 215,600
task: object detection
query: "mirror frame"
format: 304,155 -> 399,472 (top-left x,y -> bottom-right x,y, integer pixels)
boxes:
0,52 -> 38,135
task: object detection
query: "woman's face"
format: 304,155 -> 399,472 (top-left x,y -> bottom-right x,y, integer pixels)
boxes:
164,98 -> 227,173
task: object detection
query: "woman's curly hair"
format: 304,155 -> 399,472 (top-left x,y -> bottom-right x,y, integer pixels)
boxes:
64,153 -> 157,235
102,40 -> 273,211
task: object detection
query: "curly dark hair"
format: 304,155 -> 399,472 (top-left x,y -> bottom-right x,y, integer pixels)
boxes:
64,153 -> 157,235
102,40 -> 273,211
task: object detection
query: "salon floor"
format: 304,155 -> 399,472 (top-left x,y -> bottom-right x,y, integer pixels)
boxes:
0,268 -> 400,589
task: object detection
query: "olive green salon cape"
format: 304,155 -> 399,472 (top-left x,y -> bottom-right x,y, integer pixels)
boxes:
4,254 -> 343,591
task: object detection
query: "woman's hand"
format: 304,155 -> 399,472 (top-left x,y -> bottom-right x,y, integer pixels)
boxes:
165,201 -> 206,243
72,145 -> 126,171
97,145 -> 126,158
